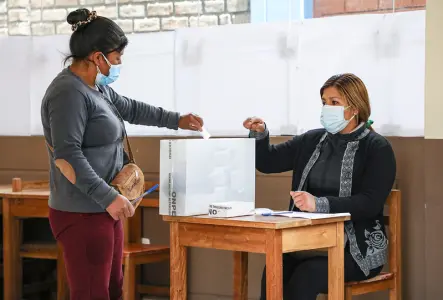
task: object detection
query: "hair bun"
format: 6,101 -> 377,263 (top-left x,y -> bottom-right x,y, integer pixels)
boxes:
67,8 -> 90,25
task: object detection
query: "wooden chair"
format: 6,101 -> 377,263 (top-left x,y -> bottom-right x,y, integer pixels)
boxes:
10,178 -> 69,300
344,189 -> 402,300
122,180 -> 170,300
122,244 -> 170,300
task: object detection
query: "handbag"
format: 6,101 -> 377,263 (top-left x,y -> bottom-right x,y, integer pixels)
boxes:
109,130 -> 145,207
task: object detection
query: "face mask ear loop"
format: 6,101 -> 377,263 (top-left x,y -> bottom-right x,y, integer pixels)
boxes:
344,106 -> 356,122
96,54 -> 114,83
101,53 -> 112,67
349,114 -> 356,123
94,54 -> 107,78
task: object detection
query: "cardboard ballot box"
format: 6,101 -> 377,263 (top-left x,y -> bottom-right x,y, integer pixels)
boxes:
159,138 -> 255,216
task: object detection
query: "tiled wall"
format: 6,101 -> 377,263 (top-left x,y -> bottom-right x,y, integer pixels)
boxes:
0,0 -> 250,35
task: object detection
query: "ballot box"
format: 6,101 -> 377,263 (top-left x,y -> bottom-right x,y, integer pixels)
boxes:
159,138 -> 256,216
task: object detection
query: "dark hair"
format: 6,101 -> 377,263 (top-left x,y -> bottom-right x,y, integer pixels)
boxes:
64,8 -> 128,64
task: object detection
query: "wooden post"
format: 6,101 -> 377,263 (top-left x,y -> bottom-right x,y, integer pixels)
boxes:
12,178 -> 22,192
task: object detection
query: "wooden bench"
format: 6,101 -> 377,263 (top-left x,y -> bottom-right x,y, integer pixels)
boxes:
9,178 -> 170,300
344,189 -> 402,299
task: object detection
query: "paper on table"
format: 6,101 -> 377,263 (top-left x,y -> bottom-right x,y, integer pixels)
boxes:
271,211 -> 350,219
253,208 -> 349,219
200,126 -> 211,139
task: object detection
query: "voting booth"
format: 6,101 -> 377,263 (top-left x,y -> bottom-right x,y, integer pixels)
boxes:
159,138 -> 256,216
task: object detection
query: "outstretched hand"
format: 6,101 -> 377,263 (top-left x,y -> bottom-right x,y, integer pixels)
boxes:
179,113 -> 204,131
243,117 -> 265,132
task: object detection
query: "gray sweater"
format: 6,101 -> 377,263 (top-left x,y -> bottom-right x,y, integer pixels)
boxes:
41,67 -> 180,213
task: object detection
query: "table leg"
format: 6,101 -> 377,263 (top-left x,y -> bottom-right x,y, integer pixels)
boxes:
233,251 -> 248,300
3,198 -> 22,300
265,230 -> 283,300
170,222 -> 187,300
328,222 -> 345,300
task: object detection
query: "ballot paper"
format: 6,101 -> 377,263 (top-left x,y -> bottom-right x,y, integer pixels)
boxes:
200,126 -> 211,139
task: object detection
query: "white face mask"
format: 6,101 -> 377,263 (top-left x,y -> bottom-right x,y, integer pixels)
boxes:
320,105 -> 355,134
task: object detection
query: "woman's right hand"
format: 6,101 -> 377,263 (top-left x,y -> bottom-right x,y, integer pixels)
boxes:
243,117 -> 266,133
106,194 -> 135,220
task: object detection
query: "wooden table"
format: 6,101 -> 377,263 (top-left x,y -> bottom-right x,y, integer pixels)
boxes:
0,185 -> 159,300
163,214 -> 350,300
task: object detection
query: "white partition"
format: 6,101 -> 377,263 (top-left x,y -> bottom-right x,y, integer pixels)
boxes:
30,35 -> 70,135
174,10 -> 425,137
0,10 -> 427,137
381,11 -> 425,137
29,32 -> 176,136
174,22 -> 291,137
111,32 -> 177,136
0,37 -> 32,136
287,14 -> 382,134
288,11 -> 425,136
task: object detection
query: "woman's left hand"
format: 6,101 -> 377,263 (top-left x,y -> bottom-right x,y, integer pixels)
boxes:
290,191 -> 316,212
178,113 -> 204,131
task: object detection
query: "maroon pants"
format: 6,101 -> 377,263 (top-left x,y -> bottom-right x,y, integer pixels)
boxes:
49,208 -> 123,300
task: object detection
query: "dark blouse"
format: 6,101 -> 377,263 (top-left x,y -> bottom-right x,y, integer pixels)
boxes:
250,124 -> 396,276
306,123 -> 365,197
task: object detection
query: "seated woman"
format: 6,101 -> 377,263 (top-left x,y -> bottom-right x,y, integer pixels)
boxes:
243,73 -> 396,300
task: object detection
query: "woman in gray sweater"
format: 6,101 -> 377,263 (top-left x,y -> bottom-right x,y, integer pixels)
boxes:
40,8 -> 203,300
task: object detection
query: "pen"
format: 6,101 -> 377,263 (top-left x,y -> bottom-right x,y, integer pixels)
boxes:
130,184 -> 159,206
262,211 -> 293,216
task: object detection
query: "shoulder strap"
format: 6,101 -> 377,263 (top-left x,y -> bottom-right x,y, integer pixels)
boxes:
122,127 -> 135,163
101,96 -> 136,164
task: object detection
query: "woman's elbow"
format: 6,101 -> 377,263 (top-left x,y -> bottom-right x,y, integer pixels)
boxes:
255,160 -> 275,174
256,164 -> 272,174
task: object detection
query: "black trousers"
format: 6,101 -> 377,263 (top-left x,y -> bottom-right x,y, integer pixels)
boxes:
260,250 -> 383,300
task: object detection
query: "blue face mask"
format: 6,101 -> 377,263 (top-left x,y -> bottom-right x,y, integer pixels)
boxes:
95,54 -> 121,86
320,105 -> 355,134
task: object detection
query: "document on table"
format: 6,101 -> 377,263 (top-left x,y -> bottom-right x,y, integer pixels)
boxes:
256,209 -> 350,219
277,211 -> 350,219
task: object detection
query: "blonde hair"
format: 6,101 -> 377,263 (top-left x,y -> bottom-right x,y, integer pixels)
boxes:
320,73 -> 373,131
